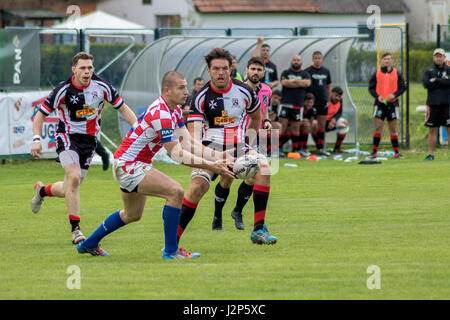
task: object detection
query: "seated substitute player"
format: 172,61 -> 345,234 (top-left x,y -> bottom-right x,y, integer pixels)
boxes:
30,52 -> 137,245
368,52 -> 406,159
76,71 -> 234,258
311,86 -> 349,153
177,47 -> 278,246
297,93 -> 316,157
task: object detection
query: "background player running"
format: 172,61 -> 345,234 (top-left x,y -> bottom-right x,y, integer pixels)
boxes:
30,52 -> 137,245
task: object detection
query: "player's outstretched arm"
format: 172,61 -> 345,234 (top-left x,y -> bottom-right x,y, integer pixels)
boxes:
31,111 -> 46,158
177,125 -> 231,162
163,139 -> 235,179
117,103 -> 138,127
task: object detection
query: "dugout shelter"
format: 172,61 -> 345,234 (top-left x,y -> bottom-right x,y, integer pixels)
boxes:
119,35 -> 360,147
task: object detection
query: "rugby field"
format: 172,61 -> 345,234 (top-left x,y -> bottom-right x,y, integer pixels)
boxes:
1,151 -> 449,299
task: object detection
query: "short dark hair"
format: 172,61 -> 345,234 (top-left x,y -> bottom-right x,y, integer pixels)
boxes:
305,93 -> 315,101
72,52 -> 94,66
193,77 -> 204,84
381,52 -> 392,59
161,71 -> 185,90
272,89 -> 282,97
331,86 -> 343,96
204,48 -> 233,68
312,51 -> 323,57
261,43 -> 271,50
247,56 -> 265,68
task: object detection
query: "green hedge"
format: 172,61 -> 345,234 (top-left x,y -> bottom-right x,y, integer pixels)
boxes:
40,43 -> 146,88
346,47 -> 435,83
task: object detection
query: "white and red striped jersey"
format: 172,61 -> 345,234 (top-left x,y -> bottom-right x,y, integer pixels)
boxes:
187,78 -> 260,145
114,96 -> 184,165
39,74 -> 124,137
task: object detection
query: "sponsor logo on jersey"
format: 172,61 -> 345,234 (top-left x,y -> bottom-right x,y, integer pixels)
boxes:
76,103 -> 96,117
214,110 -> 236,125
160,128 -> 174,138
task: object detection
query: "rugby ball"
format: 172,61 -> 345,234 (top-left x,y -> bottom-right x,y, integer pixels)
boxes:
233,155 -> 260,179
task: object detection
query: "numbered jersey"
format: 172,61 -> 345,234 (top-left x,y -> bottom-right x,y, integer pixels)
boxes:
39,74 -> 123,136
187,78 -> 260,145
256,83 -> 272,127
114,96 -> 184,165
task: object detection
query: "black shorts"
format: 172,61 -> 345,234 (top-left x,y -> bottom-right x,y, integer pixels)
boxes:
325,120 -> 336,132
425,104 -> 450,127
56,133 -> 96,170
314,102 -> 328,116
279,106 -> 303,122
303,107 -> 316,120
202,141 -> 251,181
373,103 -> 399,122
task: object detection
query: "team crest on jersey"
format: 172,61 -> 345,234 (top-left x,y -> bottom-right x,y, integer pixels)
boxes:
209,100 -> 218,109
232,98 -> 239,107
69,95 -> 79,104
91,91 -> 99,99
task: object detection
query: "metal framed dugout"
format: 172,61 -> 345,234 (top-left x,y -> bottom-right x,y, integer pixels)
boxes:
120,35 -> 362,148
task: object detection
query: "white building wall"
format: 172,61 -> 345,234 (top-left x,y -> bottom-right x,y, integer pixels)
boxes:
405,0 -> 449,42
198,13 -> 406,29
98,0 -> 405,31
98,0 -> 200,28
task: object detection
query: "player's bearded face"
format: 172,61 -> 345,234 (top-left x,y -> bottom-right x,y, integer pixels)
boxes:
246,64 -> 264,84
291,56 -> 302,70
208,59 -> 231,90
330,92 -> 341,104
72,59 -> 94,87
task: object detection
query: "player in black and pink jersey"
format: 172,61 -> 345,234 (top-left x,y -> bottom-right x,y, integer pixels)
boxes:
30,52 -> 138,245
177,48 -> 278,246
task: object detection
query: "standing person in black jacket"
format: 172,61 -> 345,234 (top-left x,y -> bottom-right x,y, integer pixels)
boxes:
422,48 -> 450,161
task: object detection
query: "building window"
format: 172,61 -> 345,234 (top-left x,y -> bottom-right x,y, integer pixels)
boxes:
142,0 -> 152,5
156,15 -> 181,28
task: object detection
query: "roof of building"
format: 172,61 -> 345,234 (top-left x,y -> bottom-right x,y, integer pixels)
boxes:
1,8 -> 66,19
193,0 -> 409,13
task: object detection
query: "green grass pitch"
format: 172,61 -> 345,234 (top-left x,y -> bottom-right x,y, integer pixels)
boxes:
1,152 -> 449,299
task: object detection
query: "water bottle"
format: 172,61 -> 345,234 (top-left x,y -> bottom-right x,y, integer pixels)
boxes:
284,163 -> 298,168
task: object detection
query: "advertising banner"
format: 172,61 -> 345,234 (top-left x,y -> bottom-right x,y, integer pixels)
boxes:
0,91 -> 57,158
0,29 -> 41,90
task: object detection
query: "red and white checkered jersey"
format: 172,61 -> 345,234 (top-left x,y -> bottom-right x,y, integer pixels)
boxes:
187,78 -> 260,145
39,74 -> 123,137
114,96 -> 184,165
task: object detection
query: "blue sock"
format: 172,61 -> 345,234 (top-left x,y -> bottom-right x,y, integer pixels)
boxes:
83,211 -> 125,249
162,205 -> 181,254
